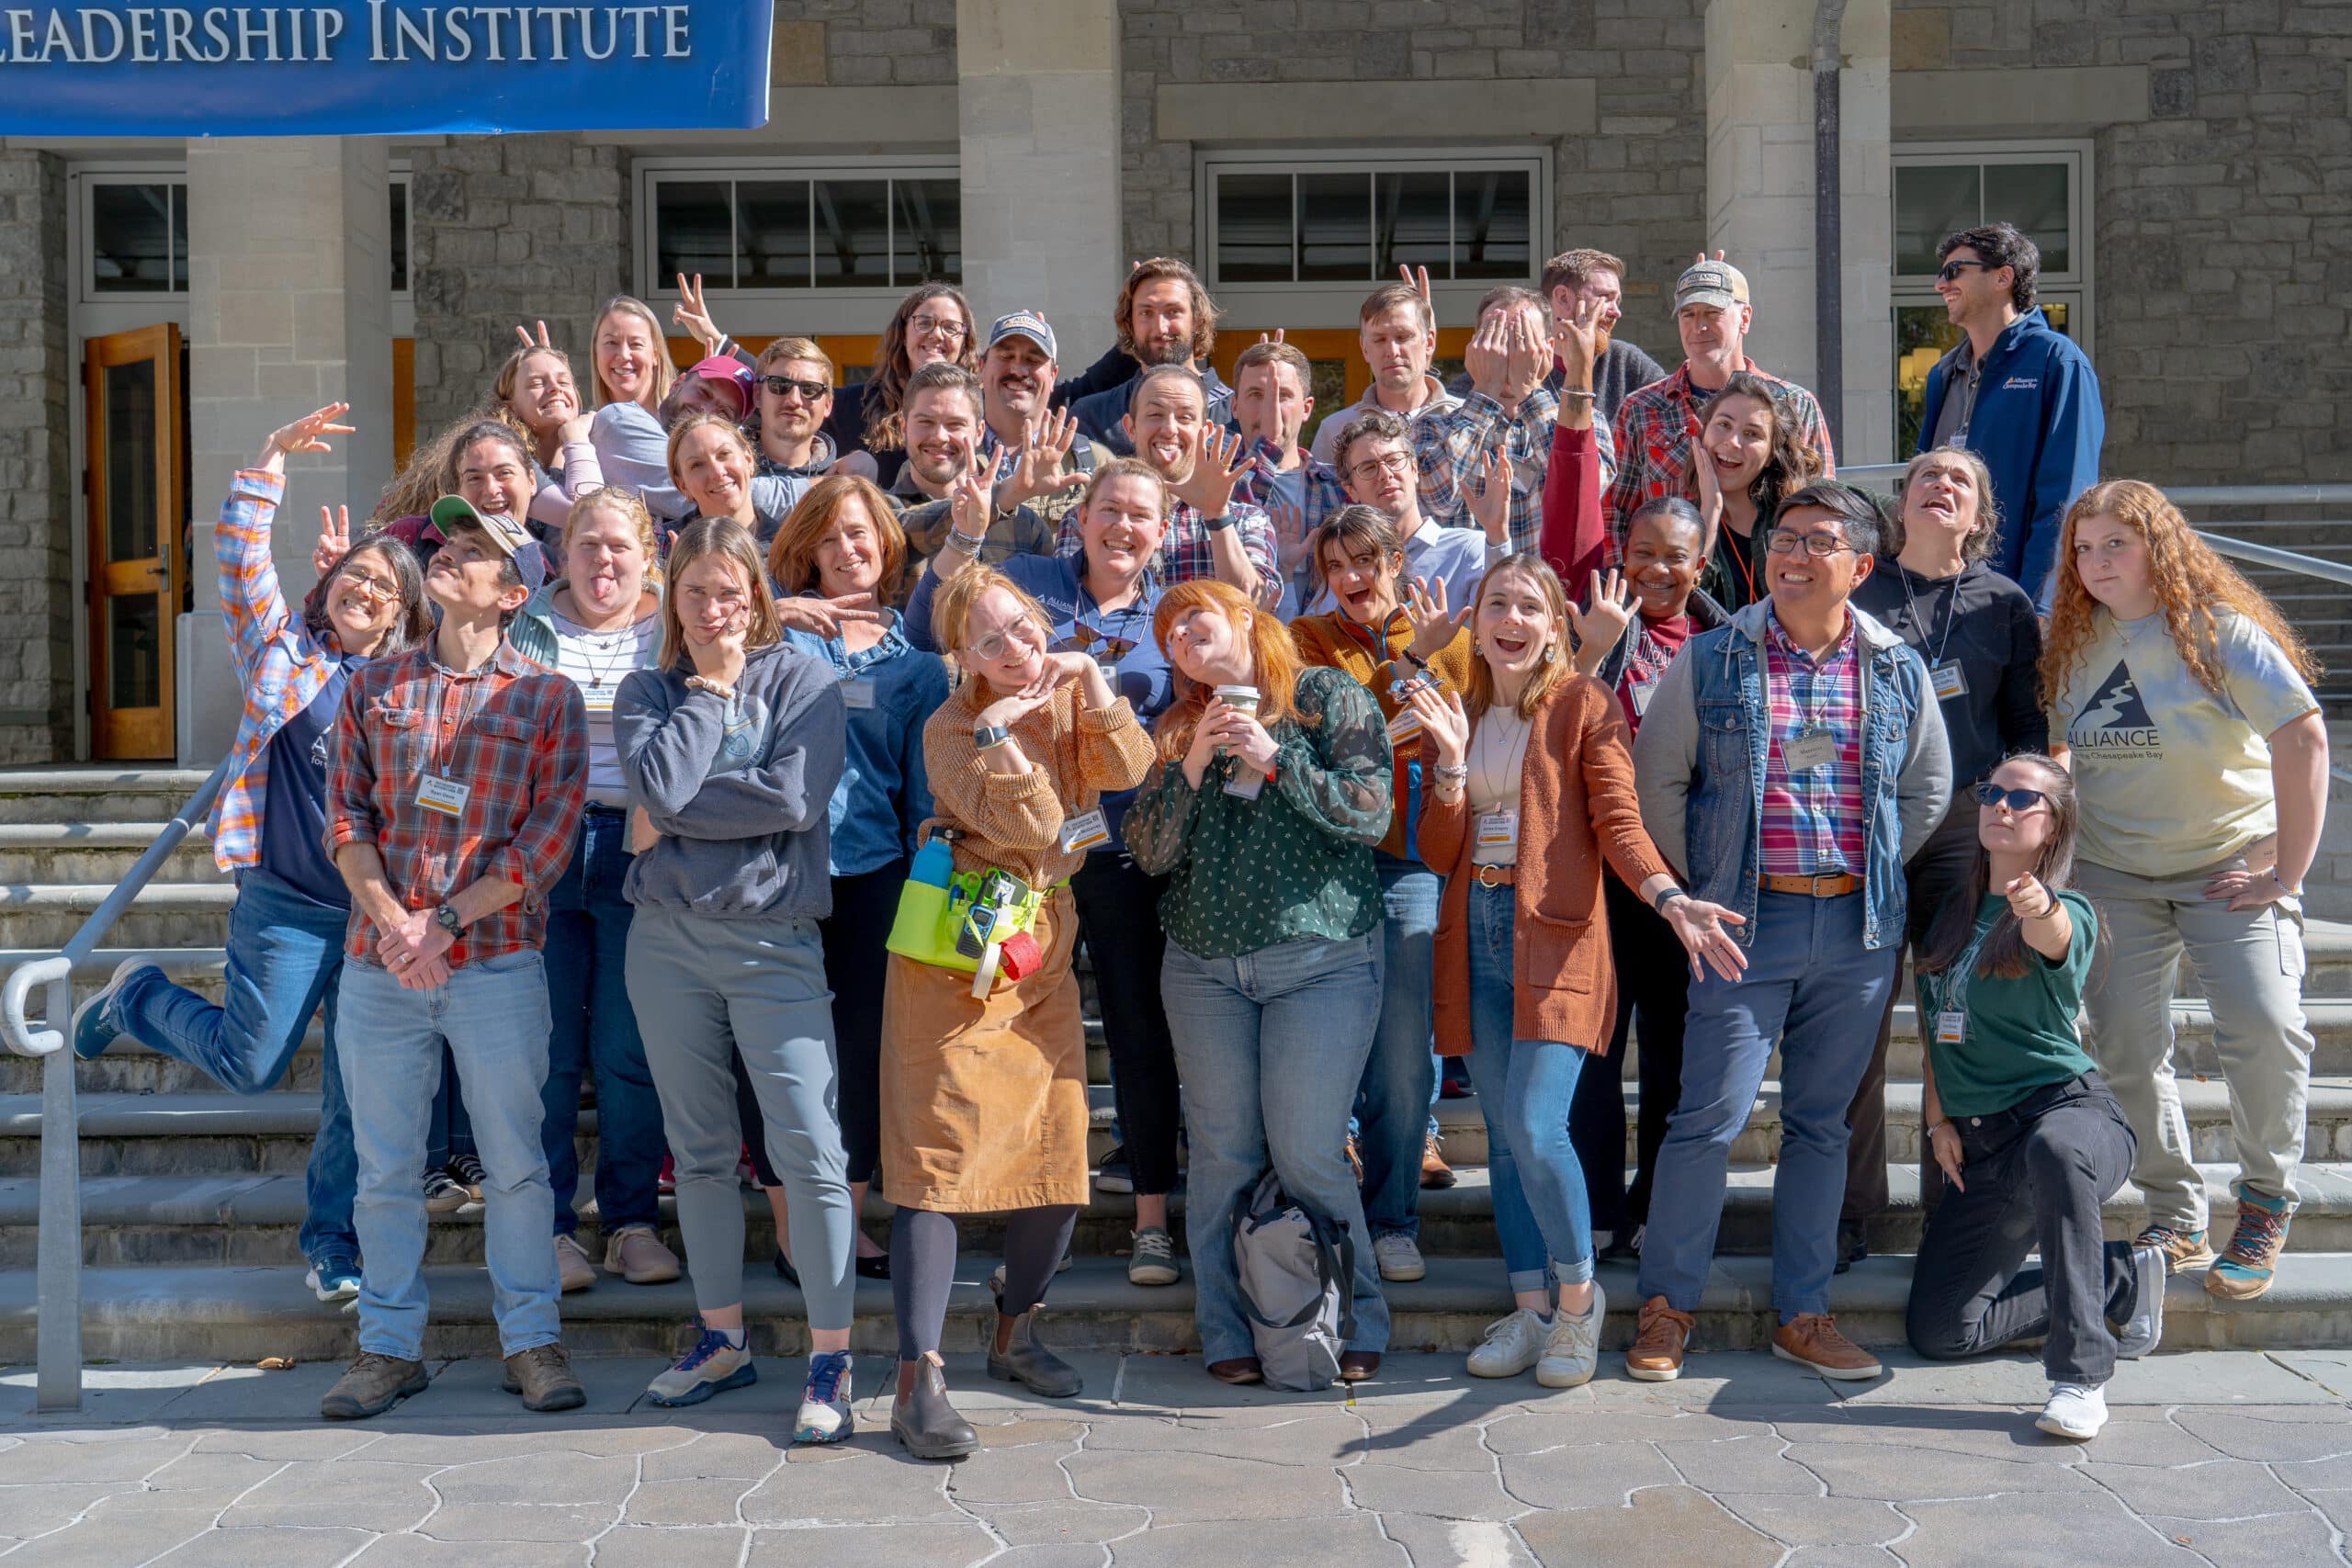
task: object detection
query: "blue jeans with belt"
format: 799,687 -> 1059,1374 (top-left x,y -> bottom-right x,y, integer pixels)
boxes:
539,806 -> 662,1235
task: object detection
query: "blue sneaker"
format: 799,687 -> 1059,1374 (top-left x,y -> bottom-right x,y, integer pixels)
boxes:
70,959 -> 156,1061
794,1350 -> 854,1444
306,1261 -> 362,1304
645,1323 -> 756,1407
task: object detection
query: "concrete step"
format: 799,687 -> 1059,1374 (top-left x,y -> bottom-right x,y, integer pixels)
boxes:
0,768 -> 217,824
0,825 -> 225,885
0,884 -> 235,951
5,1251 -> 2344,1362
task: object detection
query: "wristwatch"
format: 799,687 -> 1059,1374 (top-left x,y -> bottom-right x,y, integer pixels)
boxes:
1204,512 -> 1238,533
973,724 -> 1012,750
434,904 -> 465,939
1651,886 -> 1689,916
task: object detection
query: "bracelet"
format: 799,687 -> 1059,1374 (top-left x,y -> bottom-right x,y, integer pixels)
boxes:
1204,512 -> 1238,534
684,674 -> 736,701
1927,1117 -> 1951,1136
1650,886 -> 1688,916
945,527 -> 985,558
1558,389 -> 1597,402
1434,762 -> 1469,781
2270,868 -> 2301,895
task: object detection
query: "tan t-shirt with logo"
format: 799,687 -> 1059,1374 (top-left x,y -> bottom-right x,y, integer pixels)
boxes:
2053,607 -> 2318,877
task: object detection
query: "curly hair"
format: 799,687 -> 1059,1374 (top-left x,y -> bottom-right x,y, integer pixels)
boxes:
1699,372 -> 1826,515
865,283 -> 978,454
1115,257 -> 1220,364
2041,479 -> 2321,708
372,412 -> 534,525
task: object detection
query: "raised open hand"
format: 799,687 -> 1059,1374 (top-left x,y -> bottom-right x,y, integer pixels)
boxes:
1565,569 -> 1637,655
258,403 -> 355,472
1175,424 -> 1252,517
998,410 -> 1086,513
1404,574 -> 1474,661
1466,447 -> 1515,546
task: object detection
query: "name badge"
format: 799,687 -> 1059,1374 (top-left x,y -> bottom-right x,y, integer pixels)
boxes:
1476,810 -> 1519,852
580,683 -> 616,713
1935,1010 -> 1966,1045
1929,660 -> 1967,702
416,774 -> 470,818
1386,709 -> 1425,745
1058,807 -> 1110,853
1630,677 -> 1658,716
1782,726 -> 1838,772
842,676 -> 877,711
1224,767 -> 1266,801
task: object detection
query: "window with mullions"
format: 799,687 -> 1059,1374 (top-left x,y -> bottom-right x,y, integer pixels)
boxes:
1202,154 -> 1545,297
643,167 -> 961,294
87,180 -> 187,296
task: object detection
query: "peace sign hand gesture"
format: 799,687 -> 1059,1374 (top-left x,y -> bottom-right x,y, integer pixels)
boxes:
947,445 -> 993,546
258,403 -> 356,473
313,505 -> 353,578
673,273 -> 725,354
1403,574 -> 1474,663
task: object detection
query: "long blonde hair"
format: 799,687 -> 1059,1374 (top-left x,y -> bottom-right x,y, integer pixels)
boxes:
1150,578 -> 1307,761
1463,555 -> 1574,721
656,518 -> 779,672
589,295 -> 678,410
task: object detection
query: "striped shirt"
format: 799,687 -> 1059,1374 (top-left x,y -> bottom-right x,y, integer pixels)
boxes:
1758,612 -> 1866,878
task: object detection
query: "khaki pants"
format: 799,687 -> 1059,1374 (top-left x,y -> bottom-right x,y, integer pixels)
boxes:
2075,857 -> 2313,1232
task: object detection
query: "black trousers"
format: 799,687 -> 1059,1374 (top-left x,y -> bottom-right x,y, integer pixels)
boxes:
1070,850 -> 1184,1196
1570,874 -> 1694,1234
1905,1072 -> 2143,1385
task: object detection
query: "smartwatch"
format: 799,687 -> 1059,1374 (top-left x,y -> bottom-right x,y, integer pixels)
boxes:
1204,512 -> 1238,533
1650,886 -> 1689,916
973,724 -> 1012,750
434,904 -> 465,939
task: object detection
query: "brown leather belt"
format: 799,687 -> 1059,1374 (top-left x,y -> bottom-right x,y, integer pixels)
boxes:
1473,863 -> 1519,887
1758,871 -> 1860,897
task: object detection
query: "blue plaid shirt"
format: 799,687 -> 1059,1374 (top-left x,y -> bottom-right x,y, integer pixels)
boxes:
1414,389 -> 1569,555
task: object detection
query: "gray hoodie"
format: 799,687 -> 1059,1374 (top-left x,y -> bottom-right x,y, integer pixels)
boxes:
613,641 -> 847,919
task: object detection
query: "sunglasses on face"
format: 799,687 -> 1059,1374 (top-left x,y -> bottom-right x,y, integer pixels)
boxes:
761,375 -> 831,402
1938,259 -> 1996,284
1973,782 -> 2052,812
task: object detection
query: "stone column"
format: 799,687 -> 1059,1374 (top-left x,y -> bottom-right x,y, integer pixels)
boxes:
0,152 -> 72,765
956,0 -> 1123,367
182,137 -> 393,763
1705,0 -> 1893,464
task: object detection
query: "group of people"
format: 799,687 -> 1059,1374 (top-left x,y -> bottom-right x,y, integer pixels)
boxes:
67,219 -> 2324,1450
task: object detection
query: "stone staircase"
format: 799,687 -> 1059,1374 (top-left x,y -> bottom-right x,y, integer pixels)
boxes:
8,764 -> 2352,1365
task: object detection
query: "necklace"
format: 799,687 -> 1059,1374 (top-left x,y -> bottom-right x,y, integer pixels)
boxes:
559,609 -> 645,691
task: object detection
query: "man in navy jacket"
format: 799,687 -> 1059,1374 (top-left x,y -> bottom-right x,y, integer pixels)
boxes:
1917,222 -> 2104,604
1067,256 -> 1236,456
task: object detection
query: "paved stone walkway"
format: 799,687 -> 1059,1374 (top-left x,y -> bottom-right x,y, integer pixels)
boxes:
7,1349 -> 2352,1565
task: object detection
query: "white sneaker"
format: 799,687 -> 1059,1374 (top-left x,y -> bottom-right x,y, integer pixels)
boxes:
2035,1382 -> 2109,1440
1537,1281 -> 1605,1389
1374,1233 -> 1426,1282
1464,1308 -> 1548,1379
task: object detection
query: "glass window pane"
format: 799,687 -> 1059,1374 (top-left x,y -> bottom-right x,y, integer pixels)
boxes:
655,180 -> 734,288
90,184 -> 176,294
388,181 -> 409,294
1894,302 -> 1964,454
812,179 -> 891,288
1374,171 -> 1451,281
2041,299 -> 2072,335
1298,172 -> 1369,281
170,184 -> 187,290
1215,173 -> 1294,282
107,596 -> 162,711
102,357 -> 159,563
892,178 -> 961,284
1983,163 -> 2070,273
1296,357 -> 1352,456
1895,164 -> 1981,276
1453,169 -> 1531,279
737,180 -> 808,288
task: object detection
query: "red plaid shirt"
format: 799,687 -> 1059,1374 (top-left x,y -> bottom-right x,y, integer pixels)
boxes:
1601,360 -> 1835,567
1757,613 -> 1866,878
326,640 -> 588,967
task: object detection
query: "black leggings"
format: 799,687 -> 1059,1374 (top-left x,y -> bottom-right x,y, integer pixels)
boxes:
891,1204 -> 1080,1361
822,861 -> 903,1186
1569,875 -> 1693,1233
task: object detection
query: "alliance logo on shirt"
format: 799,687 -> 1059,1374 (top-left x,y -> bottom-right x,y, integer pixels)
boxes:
2068,661 -> 2161,757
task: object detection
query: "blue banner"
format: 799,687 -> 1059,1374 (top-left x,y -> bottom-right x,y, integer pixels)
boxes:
0,1 -> 772,134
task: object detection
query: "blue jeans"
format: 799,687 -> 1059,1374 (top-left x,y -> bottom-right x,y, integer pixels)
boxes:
1164,930 -> 1390,1365
337,951 -> 561,1362
111,868 -> 357,1271
1462,883 -> 1594,1293
1353,857 -> 1440,1240
539,808 -> 662,1235
1637,892 -> 1897,1322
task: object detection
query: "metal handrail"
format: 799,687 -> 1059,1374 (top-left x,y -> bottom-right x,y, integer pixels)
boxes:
1,756 -> 230,1413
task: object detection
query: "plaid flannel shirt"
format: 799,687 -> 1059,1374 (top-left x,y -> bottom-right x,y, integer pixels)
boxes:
1055,491 -> 1281,609
1757,613 -> 1867,878
1413,389 -> 1564,556
1235,440 -> 1350,607
1601,360 -> 1836,568
326,641 -> 588,967
208,469 -> 344,872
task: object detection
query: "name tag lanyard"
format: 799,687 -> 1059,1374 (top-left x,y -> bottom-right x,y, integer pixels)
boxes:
1778,641 -> 1843,773
416,669 -> 487,818
1897,567 -> 1963,696
1930,916 -> 1998,1047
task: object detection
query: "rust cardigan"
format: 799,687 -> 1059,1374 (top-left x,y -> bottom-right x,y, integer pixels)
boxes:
1418,672 -> 1671,1057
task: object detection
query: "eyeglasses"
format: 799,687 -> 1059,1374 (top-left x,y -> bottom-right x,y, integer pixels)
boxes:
761,374 -> 830,402
1763,531 -> 1855,558
907,314 -> 967,343
1973,782 -> 2052,813
336,570 -> 401,606
967,614 -> 1044,664
1937,259 -> 1996,284
1347,450 -> 1415,485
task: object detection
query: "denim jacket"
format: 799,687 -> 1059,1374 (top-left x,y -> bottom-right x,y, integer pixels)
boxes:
782,613 -> 951,877
1631,599 -> 1951,950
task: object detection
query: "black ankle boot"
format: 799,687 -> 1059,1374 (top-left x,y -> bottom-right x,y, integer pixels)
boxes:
987,1308 -> 1082,1397
891,1356 -> 978,1461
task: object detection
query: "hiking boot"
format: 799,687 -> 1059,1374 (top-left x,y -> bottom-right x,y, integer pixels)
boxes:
447,1153 -> 485,1200
1092,1144 -> 1135,1194
1344,1134 -> 1363,1184
1338,1351 -> 1381,1382
988,1309 -> 1082,1397
1464,1308 -> 1547,1379
1127,1225 -> 1179,1287
2134,1223 -> 2216,1272
423,1168 -> 469,1213
554,1233 -> 598,1292
1625,1296 -> 1692,1382
503,1343 -> 586,1412
2207,1189 -> 2291,1301
70,958 -> 153,1061
646,1323 -> 756,1407
1420,1134 -> 1457,1190
793,1350 -> 854,1445
1538,1281 -> 1606,1389
2111,1244 -> 2167,1358
321,1352 -> 429,1419
604,1224 -> 682,1284
1772,1314 -> 1882,1381
894,1355 -> 978,1461
2035,1382 -> 2109,1440
1374,1233 -> 1426,1282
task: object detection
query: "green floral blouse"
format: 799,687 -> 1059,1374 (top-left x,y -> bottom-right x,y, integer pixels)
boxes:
1124,665 -> 1394,959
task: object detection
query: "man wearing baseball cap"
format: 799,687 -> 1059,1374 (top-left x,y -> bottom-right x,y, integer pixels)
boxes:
1601,254 -> 1837,565
977,310 -> 1108,532
318,492 -> 590,1420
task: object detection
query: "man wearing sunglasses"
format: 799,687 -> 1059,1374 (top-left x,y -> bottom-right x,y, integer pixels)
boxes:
751,338 -> 839,485
1917,222 -> 2104,602
1629,482 -> 1951,1385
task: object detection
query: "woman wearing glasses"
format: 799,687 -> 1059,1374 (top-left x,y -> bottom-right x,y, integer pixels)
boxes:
881,563 -> 1153,1458
1904,754 -> 2165,1441
1840,447 -> 2047,1269
2047,480 -> 2327,1304
823,285 -> 978,492
74,404 -> 432,1308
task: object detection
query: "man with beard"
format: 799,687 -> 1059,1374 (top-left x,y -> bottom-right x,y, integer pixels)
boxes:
1229,340 -> 1348,616
890,362 -> 1057,601
975,310 -> 1108,535
1057,363 -> 1276,607
1069,258 -> 1237,457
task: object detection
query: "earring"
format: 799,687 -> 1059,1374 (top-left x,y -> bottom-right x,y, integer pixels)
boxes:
1541,643 -> 1557,665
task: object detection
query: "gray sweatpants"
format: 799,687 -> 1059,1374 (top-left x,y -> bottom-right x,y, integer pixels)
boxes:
2076,857 -> 2313,1233
625,905 -> 856,1329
